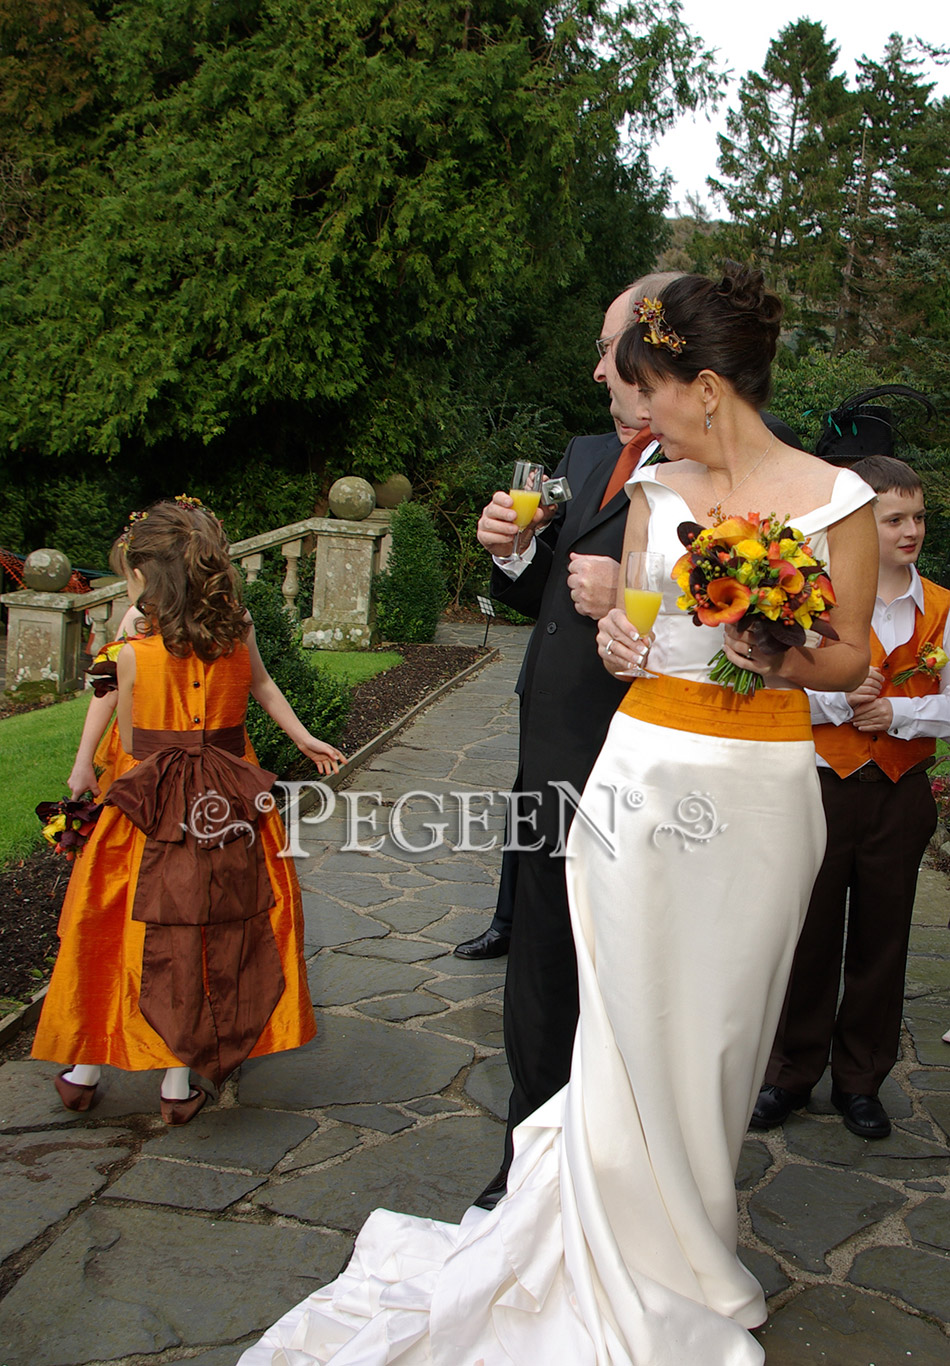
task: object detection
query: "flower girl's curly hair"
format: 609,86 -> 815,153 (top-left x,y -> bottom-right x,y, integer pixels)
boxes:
111,500 -> 248,661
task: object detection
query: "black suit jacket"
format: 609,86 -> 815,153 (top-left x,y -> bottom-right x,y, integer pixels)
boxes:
491,431 -> 633,844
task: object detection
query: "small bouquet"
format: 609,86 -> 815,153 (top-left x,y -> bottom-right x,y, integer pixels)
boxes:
673,513 -> 838,694
35,798 -> 103,860
892,642 -> 949,687
86,639 -> 125,697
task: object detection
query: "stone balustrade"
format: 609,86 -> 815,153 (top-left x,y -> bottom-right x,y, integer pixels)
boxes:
1,511 -> 393,695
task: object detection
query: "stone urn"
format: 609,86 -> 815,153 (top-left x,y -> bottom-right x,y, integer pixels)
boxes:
22,548 -> 73,592
328,476 -> 376,521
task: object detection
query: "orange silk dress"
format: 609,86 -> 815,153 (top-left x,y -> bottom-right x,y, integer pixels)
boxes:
33,635 -> 316,1073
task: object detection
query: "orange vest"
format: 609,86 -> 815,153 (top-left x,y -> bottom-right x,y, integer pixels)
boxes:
814,577 -> 950,782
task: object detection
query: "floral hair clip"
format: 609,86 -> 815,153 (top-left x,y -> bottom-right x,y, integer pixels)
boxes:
630,297 -> 686,355
117,509 -> 148,552
174,494 -> 206,511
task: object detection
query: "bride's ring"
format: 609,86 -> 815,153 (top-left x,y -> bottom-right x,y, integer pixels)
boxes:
747,646 -> 754,659
605,638 -> 614,655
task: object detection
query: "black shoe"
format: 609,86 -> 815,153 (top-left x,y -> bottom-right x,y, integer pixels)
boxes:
831,1085 -> 891,1140
472,1167 -> 508,1211
750,1083 -> 811,1130
454,927 -> 510,960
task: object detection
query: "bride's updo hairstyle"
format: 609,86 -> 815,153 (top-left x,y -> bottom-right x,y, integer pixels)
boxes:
615,263 -> 783,408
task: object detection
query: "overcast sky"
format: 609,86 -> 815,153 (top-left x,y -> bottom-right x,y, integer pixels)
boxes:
651,0 -> 950,216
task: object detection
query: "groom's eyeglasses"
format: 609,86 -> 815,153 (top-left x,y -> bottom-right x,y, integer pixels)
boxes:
595,330 -> 621,359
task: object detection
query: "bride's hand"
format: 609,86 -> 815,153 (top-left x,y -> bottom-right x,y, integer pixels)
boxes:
597,606 -> 650,678
722,625 -> 772,676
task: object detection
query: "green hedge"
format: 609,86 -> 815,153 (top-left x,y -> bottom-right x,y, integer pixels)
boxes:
374,502 -> 448,643
243,578 -> 349,774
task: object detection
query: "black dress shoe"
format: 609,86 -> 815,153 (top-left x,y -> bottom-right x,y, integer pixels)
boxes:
454,927 -> 511,960
831,1086 -> 891,1140
750,1083 -> 811,1130
472,1168 -> 508,1210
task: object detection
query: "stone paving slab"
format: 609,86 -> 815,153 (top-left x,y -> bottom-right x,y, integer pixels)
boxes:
355,991 -> 449,1021
1,1126 -> 135,1261
755,1284 -> 950,1363
238,1016 -> 473,1109
849,1244 -> 950,1322
105,1156 -> 266,1210
141,1106 -> 318,1171
748,1164 -> 907,1273
307,951 -> 434,1006
0,1206 -> 348,1366
278,1123 -> 361,1173
299,895 -> 390,949
253,1115 -> 504,1233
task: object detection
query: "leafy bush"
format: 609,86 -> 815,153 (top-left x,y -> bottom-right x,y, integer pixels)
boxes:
242,578 -> 349,775
374,502 -> 447,643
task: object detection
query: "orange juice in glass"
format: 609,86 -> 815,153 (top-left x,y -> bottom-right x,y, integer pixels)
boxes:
618,550 -> 664,677
509,461 -> 545,543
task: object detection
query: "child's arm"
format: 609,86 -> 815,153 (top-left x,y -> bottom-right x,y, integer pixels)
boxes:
68,692 -> 118,798
246,622 -> 345,775
67,606 -> 143,797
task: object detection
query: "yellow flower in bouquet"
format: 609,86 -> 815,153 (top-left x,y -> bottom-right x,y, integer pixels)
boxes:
675,512 -> 838,694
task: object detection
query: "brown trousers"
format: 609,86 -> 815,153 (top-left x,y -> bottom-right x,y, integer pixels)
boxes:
766,764 -> 937,1096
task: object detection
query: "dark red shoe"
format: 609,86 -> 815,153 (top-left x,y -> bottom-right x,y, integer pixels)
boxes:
54,1070 -> 98,1112
160,1086 -> 207,1126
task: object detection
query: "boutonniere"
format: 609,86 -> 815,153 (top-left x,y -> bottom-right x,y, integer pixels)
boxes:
892,642 -> 949,686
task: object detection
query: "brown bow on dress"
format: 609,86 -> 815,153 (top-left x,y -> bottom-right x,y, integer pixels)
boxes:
107,725 -> 285,1084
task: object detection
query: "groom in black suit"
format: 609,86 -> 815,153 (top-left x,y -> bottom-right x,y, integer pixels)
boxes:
471,276 -> 678,1206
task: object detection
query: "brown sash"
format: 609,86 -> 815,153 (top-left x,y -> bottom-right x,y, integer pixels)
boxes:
107,726 -> 285,1083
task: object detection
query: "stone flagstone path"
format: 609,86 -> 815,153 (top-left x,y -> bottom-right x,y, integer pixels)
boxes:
1,619 -> 949,1365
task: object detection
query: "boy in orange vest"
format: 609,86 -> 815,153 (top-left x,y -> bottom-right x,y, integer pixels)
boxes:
753,455 -> 950,1139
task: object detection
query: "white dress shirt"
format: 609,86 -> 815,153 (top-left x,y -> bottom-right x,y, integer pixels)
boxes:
809,565 -> 950,766
493,441 -> 660,581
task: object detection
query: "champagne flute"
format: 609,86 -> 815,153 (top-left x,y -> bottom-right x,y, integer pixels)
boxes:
508,461 -> 545,550
617,550 -> 664,678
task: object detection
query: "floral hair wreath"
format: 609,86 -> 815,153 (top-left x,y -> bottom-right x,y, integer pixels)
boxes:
630,297 -> 686,355
117,494 -> 213,552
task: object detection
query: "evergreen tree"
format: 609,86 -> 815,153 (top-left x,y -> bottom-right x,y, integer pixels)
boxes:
708,19 -> 854,334
833,37 -> 943,354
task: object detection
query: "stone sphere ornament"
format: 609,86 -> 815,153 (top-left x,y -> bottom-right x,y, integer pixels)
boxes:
328,476 -> 376,521
372,474 -> 412,509
23,548 -> 73,592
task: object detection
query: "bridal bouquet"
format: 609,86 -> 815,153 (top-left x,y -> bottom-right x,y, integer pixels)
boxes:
673,513 -> 838,694
36,798 -> 103,860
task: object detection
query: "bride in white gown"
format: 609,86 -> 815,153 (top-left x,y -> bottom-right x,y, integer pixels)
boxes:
239,267 -> 878,1366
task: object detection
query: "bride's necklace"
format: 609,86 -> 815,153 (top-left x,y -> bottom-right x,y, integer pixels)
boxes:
707,434 -> 775,521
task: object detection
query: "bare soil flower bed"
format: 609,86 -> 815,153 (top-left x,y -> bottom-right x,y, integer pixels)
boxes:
0,642 -> 484,1007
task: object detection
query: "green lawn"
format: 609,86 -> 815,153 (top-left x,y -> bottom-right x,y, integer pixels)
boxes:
306,649 -> 402,684
0,693 -> 93,864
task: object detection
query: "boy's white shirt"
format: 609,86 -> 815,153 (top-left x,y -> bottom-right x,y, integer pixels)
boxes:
808,565 -> 950,767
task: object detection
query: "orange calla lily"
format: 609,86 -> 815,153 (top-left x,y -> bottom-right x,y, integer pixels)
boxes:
714,517 -> 760,547
696,577 -> 752,625
773,561 -> 804,594
813,573 -> 836,606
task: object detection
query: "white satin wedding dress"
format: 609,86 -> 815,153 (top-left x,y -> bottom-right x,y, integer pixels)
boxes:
239,468 -> 874,1366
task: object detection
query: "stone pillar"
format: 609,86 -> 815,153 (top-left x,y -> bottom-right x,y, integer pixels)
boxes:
0,590 -> 86,695
301,520 -> 389,650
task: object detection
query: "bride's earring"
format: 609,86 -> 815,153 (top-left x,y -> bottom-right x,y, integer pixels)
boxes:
704,411 -> 712,432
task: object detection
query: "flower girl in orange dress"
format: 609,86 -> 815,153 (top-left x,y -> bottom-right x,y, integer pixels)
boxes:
33,497 -> 343,1124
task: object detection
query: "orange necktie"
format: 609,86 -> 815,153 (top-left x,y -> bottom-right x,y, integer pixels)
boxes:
598,428 -> 655,509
